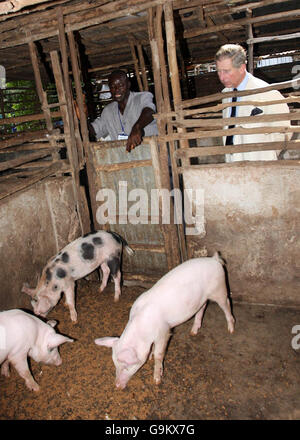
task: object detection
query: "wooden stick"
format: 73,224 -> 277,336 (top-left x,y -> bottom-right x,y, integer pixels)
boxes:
0,161 -> 68,201
137,43 -> 149,91
174,140 -> 300,159
184,8 -> 300,39
129,39 -> 143,92
95,159 -> 152,172
163,125 -> 300,142
0,149 -> 51,172
175,111 -> 300,128
247,31 -> 300,44
0,111 -> 61,125
246,9 -> 254,74
182,78 -> 300,108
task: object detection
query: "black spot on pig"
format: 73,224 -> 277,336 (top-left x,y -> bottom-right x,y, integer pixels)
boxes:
92,236 -> 103,246
81,242 -> 94,260
55,258 -> 60,263
61,252 -> 69,263
107,256 -> 120,277
56,268 -> 66,278
46,268 -> 52,281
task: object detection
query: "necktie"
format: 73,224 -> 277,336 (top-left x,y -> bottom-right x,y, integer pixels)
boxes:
225,88 -> 238,145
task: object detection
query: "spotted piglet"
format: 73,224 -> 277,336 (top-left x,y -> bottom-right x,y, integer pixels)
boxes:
22,230 -> 134,322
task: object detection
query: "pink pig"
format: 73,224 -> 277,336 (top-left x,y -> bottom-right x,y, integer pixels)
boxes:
95,253 -> 235,389
0,309 -> 73,391
22,230 -> 134,322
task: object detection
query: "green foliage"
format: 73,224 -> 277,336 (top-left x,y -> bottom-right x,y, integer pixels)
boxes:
1,80 -> 58,135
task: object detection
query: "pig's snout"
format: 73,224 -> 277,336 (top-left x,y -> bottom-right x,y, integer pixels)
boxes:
54,357 -> 62,366
48,353 -> 62,367
115,379 -> 127,390
115,371 -> 131,390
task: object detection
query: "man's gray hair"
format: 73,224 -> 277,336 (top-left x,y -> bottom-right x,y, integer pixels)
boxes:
215,44 -> 247,68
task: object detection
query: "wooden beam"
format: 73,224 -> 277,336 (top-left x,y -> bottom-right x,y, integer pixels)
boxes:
181,78 -> 300,108
0,111 -> 61,125
184,9 -> 300,39
0,160 -> 68,201
0,149 -> 51,172
247,32 -> 300,45
174,141 -> 300,161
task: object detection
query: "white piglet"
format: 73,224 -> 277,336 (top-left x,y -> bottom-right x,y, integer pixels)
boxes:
95,253 -> 235,389
0,309 -> 73,391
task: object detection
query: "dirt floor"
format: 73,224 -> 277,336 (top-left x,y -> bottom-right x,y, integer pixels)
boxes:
1,278 -> 300,420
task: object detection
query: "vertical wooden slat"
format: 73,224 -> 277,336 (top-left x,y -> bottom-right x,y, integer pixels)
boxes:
67,30 -> 100,230
137,43 -> 149,91
247,9 -> 254,74
161,3 -> 188,261
129,39 -> 143,91
148,5 -> 184,267
67,31 -> 89,145
28,40 -> 59,162
50,50 -> 85,235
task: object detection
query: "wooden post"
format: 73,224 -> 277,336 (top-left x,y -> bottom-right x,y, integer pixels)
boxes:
67,29 -> 100,230
67,31 -> 89,145
28,40 -> 59,162
129,39 -> 143,92
246,9 -> 254,74
148,5 -> 185,266
50,48 -> 85,236
162,1 -> 188,261
137,43 -> 149,91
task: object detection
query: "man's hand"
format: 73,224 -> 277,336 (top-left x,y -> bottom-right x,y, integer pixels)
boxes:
126,107 -> 154,153
126,123 -> 143,152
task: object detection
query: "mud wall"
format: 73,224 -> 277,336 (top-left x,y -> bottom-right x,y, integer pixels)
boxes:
184,161 -> 300,307
0,177 -> 90,310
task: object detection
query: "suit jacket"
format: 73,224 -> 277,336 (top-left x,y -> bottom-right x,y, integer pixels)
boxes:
222,73 -> 291,162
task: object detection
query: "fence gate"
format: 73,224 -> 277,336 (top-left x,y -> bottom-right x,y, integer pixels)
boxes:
88,137 -> 181,285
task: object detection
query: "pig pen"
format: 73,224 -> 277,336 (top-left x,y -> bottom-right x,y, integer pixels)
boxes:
1,278 -> 300,420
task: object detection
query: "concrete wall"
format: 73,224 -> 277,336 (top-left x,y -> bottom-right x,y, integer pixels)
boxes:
0,177 -> 90,310
183,161 -> 300,307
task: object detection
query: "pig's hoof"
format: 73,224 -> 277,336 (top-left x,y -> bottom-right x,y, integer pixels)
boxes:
28,382 -> 40,392
154,377 -> 162,385
1,368 -> 10,377
70,312 -> 78,322
190,329 -> 198,336
114,297 -> 120,303
228,319 -> 235,334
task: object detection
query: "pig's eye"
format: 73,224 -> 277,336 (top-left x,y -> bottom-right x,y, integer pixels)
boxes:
52,285 -> 58,291
48,347 -> 55,353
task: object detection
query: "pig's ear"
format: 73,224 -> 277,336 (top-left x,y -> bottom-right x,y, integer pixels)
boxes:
117,348 -> 138,365
48,334 -> 74,350
47,320 -> 57,328
22,283 -> 37,298
94,337 -> 119,347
